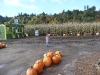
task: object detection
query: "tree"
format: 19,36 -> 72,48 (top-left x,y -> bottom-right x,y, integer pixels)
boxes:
91,6 -> 96,11
0,5 -> 100,24
87,5 -> 89,10
84,6 -> 86,10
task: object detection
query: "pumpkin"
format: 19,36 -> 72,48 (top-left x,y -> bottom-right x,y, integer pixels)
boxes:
26,66 -> 38,75
33,59 -> 44,73
47,50 -> 54,58
77,33 -> 80,36
55,54 -> 62,61
55,51 -> 62,56
43,55 -> 52,67
63,34 -> 66,36
52,55 -> 60,64
36,59 -> 44,68
0,43 -> 3,49
2,43 -> 6,48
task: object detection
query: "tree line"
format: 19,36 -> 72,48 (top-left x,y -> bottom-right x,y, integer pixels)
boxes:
0,5 -> 100,25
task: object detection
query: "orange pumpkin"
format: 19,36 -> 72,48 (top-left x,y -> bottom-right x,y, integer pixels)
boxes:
47,50 -> 54,58
2,43 -> 6,48
52,55 -> 60,64
43,56 -> 52,67
77,33 -> 80,36
36,59 -> 44,68
26,66 -> 38,75
55,54 -> 62,61
0,43 -> 3,49
33,59 -> 44,73
55,51 -> 62,56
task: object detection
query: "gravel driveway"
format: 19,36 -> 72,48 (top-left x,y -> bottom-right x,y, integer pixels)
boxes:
0,35 -> 100,75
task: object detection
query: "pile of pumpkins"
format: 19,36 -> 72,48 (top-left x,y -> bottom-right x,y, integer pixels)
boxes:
22,50 -> 62,75
0,42 -> 7,49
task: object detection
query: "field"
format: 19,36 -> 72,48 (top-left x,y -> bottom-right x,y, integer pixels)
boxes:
0,35 -> 100,75
25,22 -> 100,36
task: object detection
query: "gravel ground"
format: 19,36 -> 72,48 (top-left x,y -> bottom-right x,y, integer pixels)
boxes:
0,35 -> 100,75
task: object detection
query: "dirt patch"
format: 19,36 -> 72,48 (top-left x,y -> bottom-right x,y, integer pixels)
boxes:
0,36 -> 100,75
74,51 -> 100,75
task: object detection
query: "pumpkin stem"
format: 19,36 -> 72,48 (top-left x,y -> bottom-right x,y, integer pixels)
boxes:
30,65 -> 33,68
55,54 -> 59,55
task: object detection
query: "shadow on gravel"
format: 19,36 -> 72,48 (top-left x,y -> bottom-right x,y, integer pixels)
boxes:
15,50 -> 27,54
0,60 -> 15,68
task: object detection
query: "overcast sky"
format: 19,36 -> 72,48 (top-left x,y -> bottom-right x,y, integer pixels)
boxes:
0,0 -> 100,17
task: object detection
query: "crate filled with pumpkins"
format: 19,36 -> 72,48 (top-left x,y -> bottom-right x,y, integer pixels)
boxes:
22,50 -> 62,75
0,42 -> 7,49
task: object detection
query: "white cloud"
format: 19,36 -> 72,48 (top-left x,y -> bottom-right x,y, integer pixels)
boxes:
4,0 -> 38,10
4,0 -> 21,6
30,0 -> 35,2
51,0 -> 66,4
22,4 -> 38,9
